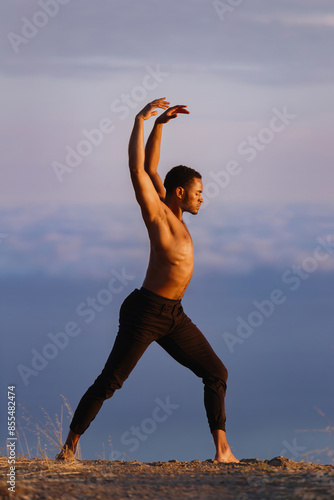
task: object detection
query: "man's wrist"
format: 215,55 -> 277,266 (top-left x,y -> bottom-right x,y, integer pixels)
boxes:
135,114 -> 145,124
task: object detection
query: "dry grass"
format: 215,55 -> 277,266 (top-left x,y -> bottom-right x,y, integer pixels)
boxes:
13,395 -> 81,461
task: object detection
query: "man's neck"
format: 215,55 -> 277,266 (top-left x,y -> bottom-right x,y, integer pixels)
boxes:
164,197 -> 183,221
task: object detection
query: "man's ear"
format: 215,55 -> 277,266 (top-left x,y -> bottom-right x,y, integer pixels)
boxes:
175,186 -> 185,200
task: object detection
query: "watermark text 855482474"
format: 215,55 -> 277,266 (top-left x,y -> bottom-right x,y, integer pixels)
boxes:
7,385 -> 17,493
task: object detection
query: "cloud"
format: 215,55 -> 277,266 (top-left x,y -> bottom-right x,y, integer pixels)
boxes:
2,203 -> 334,278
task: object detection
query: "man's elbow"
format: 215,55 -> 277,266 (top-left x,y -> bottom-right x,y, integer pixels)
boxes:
130,169 -> 146,187
128,157 -> 142,174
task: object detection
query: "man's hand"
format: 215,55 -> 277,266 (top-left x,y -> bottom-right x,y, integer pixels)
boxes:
136,98 -> 170,121
156,105 -> 190,124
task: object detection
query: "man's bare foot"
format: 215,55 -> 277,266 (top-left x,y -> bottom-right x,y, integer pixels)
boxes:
55,429 -> 80,461
214,449 -> 239,463
212,429 -> 239,463
55,445 -> 76,461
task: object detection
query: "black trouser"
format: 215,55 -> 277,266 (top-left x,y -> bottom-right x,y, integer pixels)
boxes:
70,287 -> 228,435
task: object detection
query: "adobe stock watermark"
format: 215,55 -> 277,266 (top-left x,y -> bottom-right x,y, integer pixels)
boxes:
223,234 -> 334,353
183,106 -> 296,225
51,64 -> 169,183
7,0 -> 71,54
280,438 -> 306,460
17,267 -> 135,386
109,396 -> 180,460
213,0 -> 246,22
201,107 -> 296,212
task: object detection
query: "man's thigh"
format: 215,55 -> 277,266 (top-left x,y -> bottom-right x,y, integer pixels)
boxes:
156,312 -> 228,381
101,289 -> 173,382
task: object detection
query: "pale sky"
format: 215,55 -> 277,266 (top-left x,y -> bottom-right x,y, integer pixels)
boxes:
1,0 -> 333,209
1,1 -> 333,464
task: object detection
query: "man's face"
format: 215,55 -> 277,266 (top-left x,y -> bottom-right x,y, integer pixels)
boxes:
181,177 -> 204,215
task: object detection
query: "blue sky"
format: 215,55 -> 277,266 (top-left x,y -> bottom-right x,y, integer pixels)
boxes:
1,0 -> 333,463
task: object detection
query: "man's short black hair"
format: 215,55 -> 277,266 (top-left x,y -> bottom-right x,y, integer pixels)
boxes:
164,165 -> 202,195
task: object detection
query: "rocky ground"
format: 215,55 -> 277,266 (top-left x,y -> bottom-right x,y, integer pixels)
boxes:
0,456 -> 333,499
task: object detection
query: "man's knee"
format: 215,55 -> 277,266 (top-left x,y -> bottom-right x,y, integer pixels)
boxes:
91,371 -> 124,399
221,364 -> 228,383
213,360 -> 228,383
203,361 -> 228,388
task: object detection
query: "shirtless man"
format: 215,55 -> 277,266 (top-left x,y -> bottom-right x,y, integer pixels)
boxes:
56,98 -> 238,463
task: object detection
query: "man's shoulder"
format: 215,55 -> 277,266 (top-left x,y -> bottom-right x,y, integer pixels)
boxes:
146,202 -> 185,235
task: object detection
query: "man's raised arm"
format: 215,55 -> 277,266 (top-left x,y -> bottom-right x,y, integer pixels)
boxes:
128,98 -> 169,222
144,105 -> 190,199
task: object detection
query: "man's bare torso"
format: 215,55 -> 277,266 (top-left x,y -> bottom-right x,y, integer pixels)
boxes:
142,203 -> 194,300
128,99 -> 203,301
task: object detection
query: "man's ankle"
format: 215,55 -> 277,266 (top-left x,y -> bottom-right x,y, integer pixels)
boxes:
55,445 -> 76,461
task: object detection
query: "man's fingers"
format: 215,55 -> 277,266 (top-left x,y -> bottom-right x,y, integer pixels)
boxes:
153,97 -> 168,102
171,104 -> 188,109
147,100 -> 190,123
175,105 -> 190,114
168,105 -> 190,115
145,99 -> 190,115
149,99 -> 190,115
152,97 -> 170,109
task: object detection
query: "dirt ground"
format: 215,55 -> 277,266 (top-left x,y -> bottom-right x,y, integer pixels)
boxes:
0,456 -> 333,500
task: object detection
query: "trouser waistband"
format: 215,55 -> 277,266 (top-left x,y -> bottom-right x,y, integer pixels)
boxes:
139,287 -> 181,306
